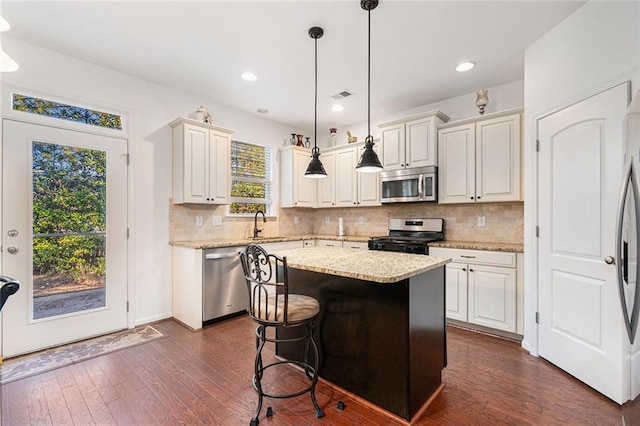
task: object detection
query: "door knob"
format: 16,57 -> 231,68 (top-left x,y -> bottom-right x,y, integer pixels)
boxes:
6,245 -> 19,254
7,229 -> 18,237
604,256 -> 615,265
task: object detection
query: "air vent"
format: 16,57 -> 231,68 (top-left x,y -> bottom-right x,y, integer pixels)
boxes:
331,90 -> 354,100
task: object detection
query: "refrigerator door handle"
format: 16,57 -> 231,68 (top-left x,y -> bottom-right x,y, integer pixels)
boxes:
617,158 -> 636,342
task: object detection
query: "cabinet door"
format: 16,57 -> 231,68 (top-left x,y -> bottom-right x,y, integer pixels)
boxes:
406,116 -> 436,168
445,262 -> 468,322
182,124 -> 210,203
315,240 -> 342,247
293,150 -> 315,207
335,147 -> 358,207
209,130 -> 230,204
467,264 -> 516,332
476,114 -> 521,202
438,124 -> 476,204
381,123 -> 405,170
316,151 -> 336,207
357,144 -> 381,206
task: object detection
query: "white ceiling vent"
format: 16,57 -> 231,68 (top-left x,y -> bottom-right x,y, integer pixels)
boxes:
331,90 -> 354,100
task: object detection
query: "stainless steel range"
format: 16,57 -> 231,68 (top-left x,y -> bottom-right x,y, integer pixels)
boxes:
368,218 -> 444,255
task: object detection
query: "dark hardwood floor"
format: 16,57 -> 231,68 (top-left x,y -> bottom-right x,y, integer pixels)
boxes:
1,315 -> 622,425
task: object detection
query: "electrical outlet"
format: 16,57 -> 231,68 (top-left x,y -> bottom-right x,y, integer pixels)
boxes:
195,216 -> 203,226
359,216 -> 365,225
212,216 -> 222,226
325,216 -> 330,224
294,216 -> 299,225
477,216 -> 486,227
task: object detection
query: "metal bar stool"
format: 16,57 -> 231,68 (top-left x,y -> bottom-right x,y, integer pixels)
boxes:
239,244 -> 325,426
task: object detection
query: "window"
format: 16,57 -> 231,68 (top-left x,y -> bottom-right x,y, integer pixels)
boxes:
230,140 -> 272,215
12,93 -> 123,130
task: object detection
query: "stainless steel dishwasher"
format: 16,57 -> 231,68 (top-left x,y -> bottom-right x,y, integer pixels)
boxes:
202,246 -> 248,322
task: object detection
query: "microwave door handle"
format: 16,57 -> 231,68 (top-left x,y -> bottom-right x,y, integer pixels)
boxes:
418,174 -> 423,198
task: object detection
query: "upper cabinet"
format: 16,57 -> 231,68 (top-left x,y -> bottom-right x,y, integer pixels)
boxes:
280,143 -> 380,209
170,117 -> 233,204
437,110 -> 522,204
280,146 -> 316,208
379,111 -> 449,170
316,150 -> 336,208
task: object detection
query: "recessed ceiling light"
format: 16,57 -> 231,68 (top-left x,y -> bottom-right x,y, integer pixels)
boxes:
455,62 -> 475,72
332,104 -> 344,112
241,72 -> 257,81
257,108 -> 268,114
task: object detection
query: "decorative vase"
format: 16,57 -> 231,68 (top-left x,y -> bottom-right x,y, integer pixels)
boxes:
194,106 -> 212,123
476,90 -> 488,115
330,128 -> 337,147
296,134 -> 304,147
305,137 -> 310,149
290,133 -> 297,146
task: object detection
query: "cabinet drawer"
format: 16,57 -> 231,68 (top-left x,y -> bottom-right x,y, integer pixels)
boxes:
429,247 -> 516,268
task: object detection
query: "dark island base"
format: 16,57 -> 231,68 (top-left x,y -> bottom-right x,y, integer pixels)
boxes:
276,266 -> 446,421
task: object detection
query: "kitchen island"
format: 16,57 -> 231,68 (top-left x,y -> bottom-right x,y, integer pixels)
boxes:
272,247 -> 451,423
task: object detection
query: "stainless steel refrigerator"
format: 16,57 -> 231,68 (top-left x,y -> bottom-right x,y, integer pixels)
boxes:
618,89 -> 640,424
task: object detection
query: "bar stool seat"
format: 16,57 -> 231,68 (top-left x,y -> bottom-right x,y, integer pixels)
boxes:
240,244 -> 325,426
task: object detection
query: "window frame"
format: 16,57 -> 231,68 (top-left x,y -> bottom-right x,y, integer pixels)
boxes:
228,140 -> 274,216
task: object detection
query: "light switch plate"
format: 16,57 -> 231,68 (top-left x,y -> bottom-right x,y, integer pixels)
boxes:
477,216 -> 486,227
359,216 -> 365,225
195,216 -> 203,226
212,216 -> 222,226
325,216 -> 330,224
294,216 -> 299,225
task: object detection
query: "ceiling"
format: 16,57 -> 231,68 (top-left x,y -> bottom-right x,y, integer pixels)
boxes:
1,1 -> 585,132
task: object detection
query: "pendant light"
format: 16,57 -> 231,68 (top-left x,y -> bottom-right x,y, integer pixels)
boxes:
304,26 -> 327,179
356,0 -> 383,173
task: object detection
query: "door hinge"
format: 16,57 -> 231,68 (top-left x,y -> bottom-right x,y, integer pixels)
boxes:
536,226 -> 539,237
536,139 -> 540,152
127,301 -> 130,312
126,153 -> 130,165
535,312 -> 539,324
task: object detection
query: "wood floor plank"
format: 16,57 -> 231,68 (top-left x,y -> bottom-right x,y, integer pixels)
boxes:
0,315 -> 625,425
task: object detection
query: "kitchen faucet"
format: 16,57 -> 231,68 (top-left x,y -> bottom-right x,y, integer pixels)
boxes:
253,210 -> 266,239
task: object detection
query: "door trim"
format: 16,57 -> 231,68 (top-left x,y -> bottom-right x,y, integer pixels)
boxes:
528,70 -> 638,357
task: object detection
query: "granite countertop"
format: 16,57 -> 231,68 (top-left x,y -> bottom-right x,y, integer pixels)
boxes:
272,247 -> 451,284
170,234 -> 370,249
429,241 -> 524,253
170,235 -> 523,252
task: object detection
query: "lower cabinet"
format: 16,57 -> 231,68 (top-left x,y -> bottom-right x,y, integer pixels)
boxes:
430,247 -> 521,334
312,239 -> 369,249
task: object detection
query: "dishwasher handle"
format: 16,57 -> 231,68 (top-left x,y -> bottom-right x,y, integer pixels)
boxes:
205,251 -> 241,260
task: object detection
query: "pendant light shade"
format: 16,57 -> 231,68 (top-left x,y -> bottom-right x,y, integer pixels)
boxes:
0,15 -> 19,73
305,26 -> 327,179
356,0 -> 383,173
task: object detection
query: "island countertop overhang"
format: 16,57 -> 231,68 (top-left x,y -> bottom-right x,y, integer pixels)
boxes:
272,246 -> 451,284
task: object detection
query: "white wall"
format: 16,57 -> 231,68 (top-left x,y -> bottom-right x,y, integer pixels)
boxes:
523,1 -> 640,354
0,37 -> 304,326
327,79 -> 524,148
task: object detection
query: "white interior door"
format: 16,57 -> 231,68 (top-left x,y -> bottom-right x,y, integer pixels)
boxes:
2,119 -> 128,357
538,82 -> 629,404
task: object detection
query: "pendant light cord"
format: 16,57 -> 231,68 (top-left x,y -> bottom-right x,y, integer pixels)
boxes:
367,7 -> 371,141
314,35 -> 318,151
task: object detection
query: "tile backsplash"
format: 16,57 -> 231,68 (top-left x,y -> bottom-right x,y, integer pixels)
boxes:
169,201 -> 523,244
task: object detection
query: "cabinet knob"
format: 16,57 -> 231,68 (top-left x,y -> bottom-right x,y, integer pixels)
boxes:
470,197 -> 474,200
469,268 -> 474,272
462,268 -> 466,272
477,196 -> 481,199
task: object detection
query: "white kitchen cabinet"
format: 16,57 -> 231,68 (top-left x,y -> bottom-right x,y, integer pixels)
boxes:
280,146 -> 316,208
430,247 -> 520,334
334,143 -> 381,207
437,111 -> 521,204
170,117 -> 233,204
379,111 -> 448,170
316,151 -> 336,208
343,241 -> 369,250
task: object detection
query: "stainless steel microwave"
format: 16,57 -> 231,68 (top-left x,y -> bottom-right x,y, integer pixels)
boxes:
380,166 -> 437,203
